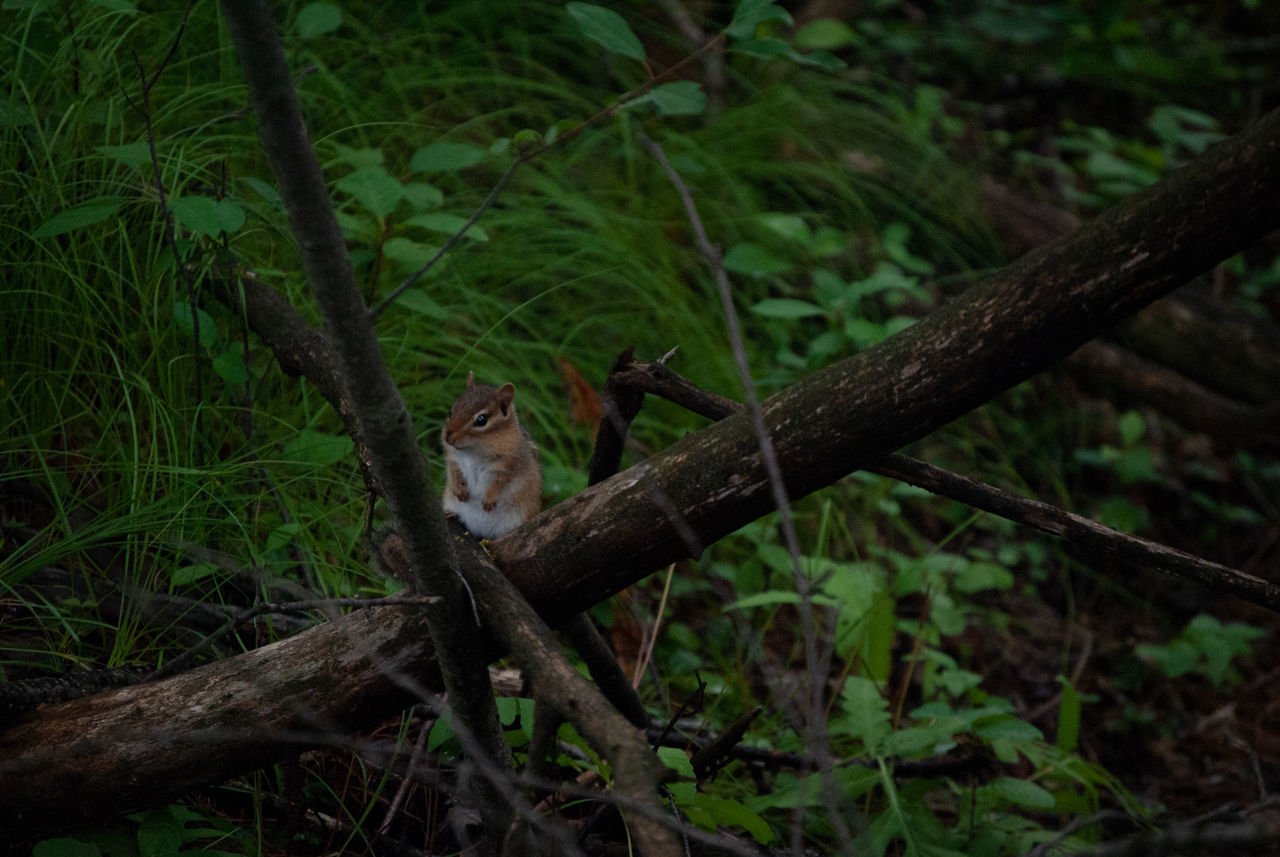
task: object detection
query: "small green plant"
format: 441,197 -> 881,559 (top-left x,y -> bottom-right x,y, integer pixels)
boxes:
1136,614 -> 1264,687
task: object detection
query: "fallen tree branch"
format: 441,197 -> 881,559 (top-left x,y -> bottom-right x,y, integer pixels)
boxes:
610,357 -> 1280,610
4,102 -> 1280,829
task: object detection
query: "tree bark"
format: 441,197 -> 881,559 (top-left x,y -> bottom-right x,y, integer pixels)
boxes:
4,106 -> 1280,830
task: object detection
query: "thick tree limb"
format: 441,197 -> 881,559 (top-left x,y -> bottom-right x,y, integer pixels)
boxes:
4,106 -> 1280,828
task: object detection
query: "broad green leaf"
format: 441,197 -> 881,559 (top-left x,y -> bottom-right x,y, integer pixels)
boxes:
954,560 -> 1014,593
727,0 -> 793,40
409,142 -> 487,173
794,18 -> 858,49
657,746 -> 694,779
33,195 -> 127,238
211,348 -> 248,384
137,808 -> 184,857
296,2 -> 341,37
171,301 -> 218,348
96,142 -> 150,170
382,236 -> 438,268
565,2 -> 644,62
404,213 -> 488,241
392,290 -> 449,319
758,213 -> 811,243
335,166 -> 402,219
692,795 -> 774,843
1118,409 -> 1145,445
627,81 -> 706,116
723,242 -> 792,276
402,182 -> 444,210
171,196 -> 245,237
988,777 -> 1056,810
749,298 -> 825,319
241,176 -> 281,205
283,430 -> 354,466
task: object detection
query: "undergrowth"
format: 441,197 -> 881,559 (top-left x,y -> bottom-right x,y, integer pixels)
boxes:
3,0 -> 1278,855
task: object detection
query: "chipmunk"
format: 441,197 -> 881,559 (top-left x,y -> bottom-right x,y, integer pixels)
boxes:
441,371 -> 543,539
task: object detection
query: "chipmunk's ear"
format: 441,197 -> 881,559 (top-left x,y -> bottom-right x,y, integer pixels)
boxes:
496,383 -> 515,415
465,370 -> 475,389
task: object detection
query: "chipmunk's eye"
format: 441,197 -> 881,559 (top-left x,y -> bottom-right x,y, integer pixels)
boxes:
473,413 -> 488,428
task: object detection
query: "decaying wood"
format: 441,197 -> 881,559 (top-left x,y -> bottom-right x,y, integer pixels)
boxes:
4,104 -> 1280,830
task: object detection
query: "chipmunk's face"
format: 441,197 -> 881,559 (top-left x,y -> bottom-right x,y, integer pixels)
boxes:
442,381 -> 516,450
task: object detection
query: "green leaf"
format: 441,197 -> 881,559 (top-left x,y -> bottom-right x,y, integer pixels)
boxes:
657,746 -> 695,779
757,213 -> 811,243
1118,410 -> 1145,446
954,560 -> 1014,593
401,182 -> 444,210
283,430 -> 354,466
1056,677 -> 1081,752
211,348 -> 248,384
730,39 -> 846,70
172,562 -> 220,586
726,590 -> 838,611
171,196 -> 245,237
409,142 -> 487,173
626,80 -> 706,116
392,290 -> 449,319
33,195 -> 127,238
565,2 -> 645,62
265,523 -> 302,553
723,242 -> 792,276
171,301 -> 218,348
750,298 -> 825,319
988,777 -> 1056,810
296,2 -> 341,37
241,176 -> 282,206
692,794 -> 774,844
832,676 -> 891,754
136,808 -> 184,854
335,166 -> 403,219
794,18 -> 859,49
727,0 -> 793,40
382,237 -> 438,269
96,142 -> 151,170
403,213 -> 488,241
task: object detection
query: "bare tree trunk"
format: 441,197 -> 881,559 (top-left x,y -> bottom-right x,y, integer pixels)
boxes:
3,104 -> 1279,832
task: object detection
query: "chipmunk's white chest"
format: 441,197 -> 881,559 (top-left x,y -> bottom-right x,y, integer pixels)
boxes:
443,446 -> 530,539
